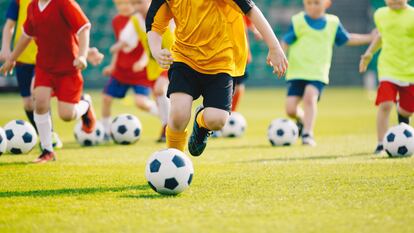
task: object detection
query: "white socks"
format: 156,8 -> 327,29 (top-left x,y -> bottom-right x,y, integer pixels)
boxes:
74,100 -> 90,120
34,112 -> 53,152
102,117 -> 112,135
157,95 -> 170,125
147,100 -> 159,117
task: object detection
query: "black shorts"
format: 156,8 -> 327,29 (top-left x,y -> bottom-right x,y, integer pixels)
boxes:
15,63 -> 35,97
233,70 -> 248,86
167,62 -> 233,112
287,79 -> 326,101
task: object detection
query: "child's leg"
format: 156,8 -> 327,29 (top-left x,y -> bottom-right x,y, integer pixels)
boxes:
153,76 -> 170,126
285,96 -> 303,121
197,108 -> 229,131
377,101 -> 394,143
302,85 -> 319,136
33,86 -> 53,151
134,94 -> 158,116
15,64 -> 37,131
57,99 -> 89,122
167,93 -> 193,151
101,94 -> 113,135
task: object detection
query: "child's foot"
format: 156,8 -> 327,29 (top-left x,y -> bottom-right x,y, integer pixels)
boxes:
188,106 -> 211,157
103,133 -> 112,143
81,94 -> 96,134
52,132 -> 63,149
211,130 -> 222,138
33,149 -> 56,164
302,134 -> 316,146
156,125 -> 167,143
296,120 -> 304,137
373,144 -> 384,155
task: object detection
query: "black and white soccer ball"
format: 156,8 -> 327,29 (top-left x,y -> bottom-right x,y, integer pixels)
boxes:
110,114 -> 142,145
74,121 -> 105,146
383,123 -> 414,158
221,112 -> 247,138
4,120 -> 37,154
145,149 -> 194,195
0,128 -> 7,156
268,118 -> 299,146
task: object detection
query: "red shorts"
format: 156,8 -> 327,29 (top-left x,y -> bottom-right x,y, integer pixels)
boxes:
376,81 -> 414,112
34,68 -> 83,104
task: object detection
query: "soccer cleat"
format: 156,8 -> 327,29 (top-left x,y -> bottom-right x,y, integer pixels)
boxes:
81,94 -> 97,134
302,134 -> 316,146
188,106 -> 211,157
373,144 -> 384,155
156,125 -> 167,143
52,132 -> 63,149
33,149 -> 56,164
296,120 -> 304,137
103,133 -> 112,143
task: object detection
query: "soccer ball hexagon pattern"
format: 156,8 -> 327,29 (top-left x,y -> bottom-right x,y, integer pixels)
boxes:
383,123 -> 414,158
145,149 -> 194,195
4,120 -> 37,154
74,121 -> 105,146
221,112 -> 247,138
267,118 -> 299,146
0,128 -> 7,156
110,114 -> 142,145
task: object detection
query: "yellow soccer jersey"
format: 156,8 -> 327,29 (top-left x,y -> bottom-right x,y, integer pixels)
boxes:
146,0 -> 254,75
15,0 -> 37,64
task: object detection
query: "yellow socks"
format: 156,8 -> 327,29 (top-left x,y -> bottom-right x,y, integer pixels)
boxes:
196,110 -> 208,129
166,126 -> 187,152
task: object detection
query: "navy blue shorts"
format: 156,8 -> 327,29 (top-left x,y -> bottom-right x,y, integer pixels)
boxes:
103,77 -> 151,98
287,80 -> 326,100
15,63 -> 35,97
167,62 -> 233,112
233,70 -> 248,85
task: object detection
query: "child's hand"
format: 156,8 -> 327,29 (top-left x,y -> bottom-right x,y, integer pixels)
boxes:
87,47 -> 104,66
153,48 -> 173,69
0,59 -> 16,76
103,65 -> 114,76
267,48 -> 288,78
73,56 -> 88,70
359,53 -> 373,73
0,48 -> 11,62
132,60 -> 146,72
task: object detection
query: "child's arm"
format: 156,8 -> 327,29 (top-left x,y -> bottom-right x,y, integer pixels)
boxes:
359,32 -> 382,73
73,25 -> 91,70
147,31 -> 173,69
346,31 -> 375,46
132,53 -> 149,72
0,34 -> 32,75
245,6 -> 288,77
87,47 -> 104,66
103,52 -> 118,76
0,19 -> 16,61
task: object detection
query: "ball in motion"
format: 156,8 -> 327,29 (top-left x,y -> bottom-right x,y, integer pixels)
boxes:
4,120 -> 37,154
145,149 -> 194,195
110,114 -> 142,145
268,118 -> 299,146
221,112 -> 247,138
383,123 -> 414,158
0,128 -> 7,156
74,121 -> 105,146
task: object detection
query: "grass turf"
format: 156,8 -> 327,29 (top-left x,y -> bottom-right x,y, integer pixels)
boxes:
0,88 -> 413,233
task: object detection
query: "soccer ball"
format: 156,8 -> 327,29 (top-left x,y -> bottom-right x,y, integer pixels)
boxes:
145,149 -> 194,195
383,123 -> 414,158
221,112 -> 247,138
110,114 -> 142,145
0,128 -> 7,156
74,121 -> 105,146
268,118 -> 299,146
4,120 -> 37,154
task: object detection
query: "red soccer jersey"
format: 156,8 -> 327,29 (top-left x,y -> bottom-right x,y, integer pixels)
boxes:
111,14 -> 151,86
23,0 -> 90,75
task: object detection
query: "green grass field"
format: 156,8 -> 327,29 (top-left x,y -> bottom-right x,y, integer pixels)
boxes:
0,88 -> 413,233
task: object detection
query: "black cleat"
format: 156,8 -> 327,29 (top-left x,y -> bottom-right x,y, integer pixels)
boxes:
374,144 -> 384,155
188,106 -> 211,156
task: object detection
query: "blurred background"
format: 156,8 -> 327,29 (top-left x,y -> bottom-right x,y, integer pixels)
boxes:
0,0 -> 397,91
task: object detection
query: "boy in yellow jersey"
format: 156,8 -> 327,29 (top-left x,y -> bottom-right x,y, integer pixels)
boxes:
146,0 -> 288,156
360,0 -> 414,154
281,0 -> 373,146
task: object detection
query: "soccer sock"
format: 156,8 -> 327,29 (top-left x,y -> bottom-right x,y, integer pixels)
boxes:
232,89 -> 241,112
196,110 -> 209,129
157,95 -> 170,125
398,113 -> 410,125
166,126 -> 187,151
102,117 -> 112,135
34,112 -> 53,152
25,110 -> 38,133
74,100 -> 90,120
147,100 -> 159,117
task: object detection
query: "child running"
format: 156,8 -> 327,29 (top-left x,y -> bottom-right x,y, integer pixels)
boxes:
146,0 -> 288,156
1,0 -> 97,163
360,0 -> 414,154
281,0 -> 374,146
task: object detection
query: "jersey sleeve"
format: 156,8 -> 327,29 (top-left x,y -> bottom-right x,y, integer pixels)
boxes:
60,0 -> 90,35
283,23 -> 297,45
334,21 -> 350,46
5,0 -> 19,21
146,0 -> 173,34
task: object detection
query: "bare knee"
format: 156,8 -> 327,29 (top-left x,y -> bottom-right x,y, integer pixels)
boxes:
22,97 -> 34,111
169,110 -> 190,131
379,102 -> 393,113
34,98 -> 49,114
303,94 -> 317,107
203,109 -> 229,130
285,104 -> 297,118
58,108 -> 74,121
